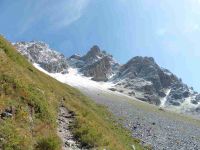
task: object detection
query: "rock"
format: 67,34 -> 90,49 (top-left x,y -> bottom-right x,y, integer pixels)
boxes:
144,95 -> 161,105
128,91 -> 135,96
14,41 -> 69,73
131,145 -> 136,150
112,56 -> 198,108
158,107 -> 165,111
169,101 -> 181,106
0,106 -> 16,119
68,45 -> 120,81
195,107 -> 200,113
158,91 -> 166,97
69,54 -> 81,60
1,112 -> 12,118
191,100 -> 198,105
195,94 -> 200,102
183,91 -> 190,98
75,46 -> 120,81
81,45 -> 102,64
172,93 -> 182,99
109,88 -> 117,91
82,56 -> 113,81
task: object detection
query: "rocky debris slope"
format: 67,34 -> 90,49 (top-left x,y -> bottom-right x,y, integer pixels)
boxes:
57,106 -> 82,150
78,87 -> 200,150
14,41 -> 68,73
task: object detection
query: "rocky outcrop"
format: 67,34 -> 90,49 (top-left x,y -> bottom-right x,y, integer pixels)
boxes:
113,56 -> 198,106
81,45 -> 103,64
14,41 -> 69,73
68,45 -> 120,81
82,56 -> 113,81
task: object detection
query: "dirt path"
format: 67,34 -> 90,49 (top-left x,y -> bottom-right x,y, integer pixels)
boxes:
57,106 -> 81,150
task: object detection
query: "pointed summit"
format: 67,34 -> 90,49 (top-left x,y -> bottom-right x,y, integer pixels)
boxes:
81,45 -> 103,63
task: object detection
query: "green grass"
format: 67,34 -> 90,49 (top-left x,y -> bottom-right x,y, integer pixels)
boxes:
0,36 -> 144,150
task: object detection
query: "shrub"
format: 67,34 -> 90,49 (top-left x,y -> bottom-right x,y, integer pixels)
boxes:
35,136 -> 61,150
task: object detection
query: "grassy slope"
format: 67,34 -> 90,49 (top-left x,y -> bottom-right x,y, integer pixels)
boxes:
0,36 -> 144,150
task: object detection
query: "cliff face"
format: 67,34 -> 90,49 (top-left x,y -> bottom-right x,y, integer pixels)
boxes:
82,56 -> 113,81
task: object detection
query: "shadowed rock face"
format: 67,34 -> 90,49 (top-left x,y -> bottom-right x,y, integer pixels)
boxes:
83,56 -> 113,81
14,41 -> 69,73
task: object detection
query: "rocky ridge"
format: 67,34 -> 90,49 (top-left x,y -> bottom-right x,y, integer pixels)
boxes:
15,42 -> 200,114
112,56 -> 199,108
14,41 -> 68,73
68,45 -> 120,81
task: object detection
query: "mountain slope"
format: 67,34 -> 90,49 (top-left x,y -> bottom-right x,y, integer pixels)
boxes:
15,41 -> 200,115
18,42 -> 200,149
112,56 -> 200,113
0,36 -> 143,150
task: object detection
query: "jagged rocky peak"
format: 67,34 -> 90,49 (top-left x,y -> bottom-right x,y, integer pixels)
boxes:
118,56 -> 158,79
68,45 -> 120,81
80,45 -> 107,65
80,46 -> 120,81
14,41 -> 69,74
113,56 -> 198,106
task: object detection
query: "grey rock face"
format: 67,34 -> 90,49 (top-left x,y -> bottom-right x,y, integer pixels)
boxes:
68,45 -> 120,81
113,56 -> 198,106
81,45 -> 103,64
82,56 -> 113,81
14,41 -> 69,73
166,83 -> 189,106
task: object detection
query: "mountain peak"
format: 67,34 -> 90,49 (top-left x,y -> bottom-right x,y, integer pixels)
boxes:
14,41 -> 68,73
90,45 -> 101,54
129,56 -> 156,65
81,45 -> 103,62
14,41 -> 200,113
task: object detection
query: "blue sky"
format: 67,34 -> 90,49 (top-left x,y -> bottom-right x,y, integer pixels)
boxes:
0,0 -> 200,91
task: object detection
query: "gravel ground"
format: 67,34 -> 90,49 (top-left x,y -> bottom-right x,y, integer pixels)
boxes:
76,87 -> 200,150
57,106 -> 81,150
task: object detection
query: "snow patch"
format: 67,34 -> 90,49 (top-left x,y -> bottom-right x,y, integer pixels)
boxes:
33,63 -> 114,91
160,89 -> 171,107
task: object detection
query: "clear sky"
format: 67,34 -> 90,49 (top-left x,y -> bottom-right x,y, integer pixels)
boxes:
0,0 -> 200,91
